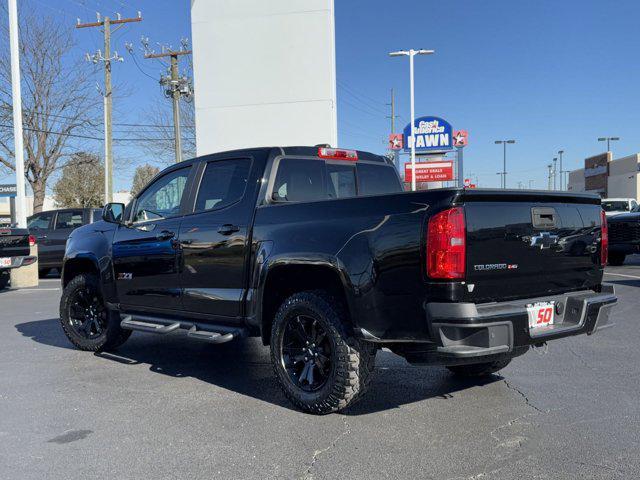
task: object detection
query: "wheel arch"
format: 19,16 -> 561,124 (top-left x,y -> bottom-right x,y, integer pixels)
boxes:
259,261 -> 354,346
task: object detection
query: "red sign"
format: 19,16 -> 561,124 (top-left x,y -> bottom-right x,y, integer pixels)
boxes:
453,130 -> 468,147
405,161 -> 454,183
388,134 -> 403,150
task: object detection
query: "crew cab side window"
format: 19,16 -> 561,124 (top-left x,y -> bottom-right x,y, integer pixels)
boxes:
195,159 -> 251,212
270,159 -> 356,202
133,167 -> 190,223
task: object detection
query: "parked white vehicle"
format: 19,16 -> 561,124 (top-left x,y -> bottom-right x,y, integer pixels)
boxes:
601,198 -> 638,217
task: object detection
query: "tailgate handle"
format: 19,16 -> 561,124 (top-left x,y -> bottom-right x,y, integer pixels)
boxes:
532,207 -> 557,228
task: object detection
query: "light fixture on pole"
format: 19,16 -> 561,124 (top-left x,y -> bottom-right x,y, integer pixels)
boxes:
7,0 -> 27,227
389,49 -> 435,192
494,140 -> 516,189
557,150 -> 564,190
598,137 -> 620,153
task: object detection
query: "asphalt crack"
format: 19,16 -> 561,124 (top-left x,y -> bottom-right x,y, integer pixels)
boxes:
301,415 -> 351,480
503,379 -> 546,413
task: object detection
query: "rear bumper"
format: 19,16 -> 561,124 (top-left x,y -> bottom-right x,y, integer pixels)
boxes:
0,255 -> 37,271
401,286 -> 616,365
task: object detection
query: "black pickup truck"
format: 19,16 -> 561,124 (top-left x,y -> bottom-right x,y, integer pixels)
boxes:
0,227 -> 36,289
59,146 -> 617,414
606,210 -> 640,265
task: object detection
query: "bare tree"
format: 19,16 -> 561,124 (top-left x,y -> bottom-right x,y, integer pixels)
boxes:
130,163 -> 160,197
0,3 -> 99,212
135,97 -> 196,164
53,152 -> 104,208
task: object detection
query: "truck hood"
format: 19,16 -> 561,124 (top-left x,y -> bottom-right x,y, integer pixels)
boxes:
607,212 -> 640,223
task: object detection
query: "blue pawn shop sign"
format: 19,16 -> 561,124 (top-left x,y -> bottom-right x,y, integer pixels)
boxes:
403,116 -> 453,153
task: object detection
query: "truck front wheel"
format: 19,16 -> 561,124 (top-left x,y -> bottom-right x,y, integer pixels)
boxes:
59,273 -> 131,351
270,291 -> 377,414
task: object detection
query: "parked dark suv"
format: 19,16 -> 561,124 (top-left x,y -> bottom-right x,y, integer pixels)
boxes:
28,208 -> 102,276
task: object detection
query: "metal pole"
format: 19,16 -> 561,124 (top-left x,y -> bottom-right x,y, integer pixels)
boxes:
409,50 -> 416,192
104,16 -> 113,203
503,142 -> 507,189
8,0 -> 26,227
170,54 -> 182,163
558,151 -> 563,190
553,158 -> 558,190
457,147 -> 464,188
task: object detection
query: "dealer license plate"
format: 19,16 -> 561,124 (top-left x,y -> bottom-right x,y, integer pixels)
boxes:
0,257 -> 11,267
527,301 -> 555,332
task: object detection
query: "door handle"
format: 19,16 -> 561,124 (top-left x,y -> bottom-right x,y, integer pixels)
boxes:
218,224 -> 240,235
156,230 -> 175,241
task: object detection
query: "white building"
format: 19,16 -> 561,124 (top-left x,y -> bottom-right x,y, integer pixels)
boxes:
190,0 -> 338,155
567,153 -> 640,199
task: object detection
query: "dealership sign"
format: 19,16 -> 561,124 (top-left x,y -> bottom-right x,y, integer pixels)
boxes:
0,184 -> 17,197
403,116 -> 453,153
404,161 -> 454,183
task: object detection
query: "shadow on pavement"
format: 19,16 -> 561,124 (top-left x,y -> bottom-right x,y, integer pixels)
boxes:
15,317 -> 500,415
606,279 -> 640,288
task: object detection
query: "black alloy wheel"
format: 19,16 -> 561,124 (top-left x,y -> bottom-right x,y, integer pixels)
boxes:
281,315 -> 333,392
66,285 -> 107,340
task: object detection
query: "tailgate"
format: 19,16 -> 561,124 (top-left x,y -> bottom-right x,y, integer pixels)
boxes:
0,229 -> 30,260
462,192 -> 603,302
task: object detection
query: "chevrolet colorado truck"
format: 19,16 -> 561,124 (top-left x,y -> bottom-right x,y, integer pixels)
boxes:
0,227 -> 36,289
59,146 -> 617,414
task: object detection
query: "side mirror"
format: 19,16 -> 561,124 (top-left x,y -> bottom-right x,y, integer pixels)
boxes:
102,203 -> 125,224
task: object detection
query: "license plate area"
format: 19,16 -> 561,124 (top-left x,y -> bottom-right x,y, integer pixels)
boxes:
526,301 -> 555,333
0,257 -> 11,267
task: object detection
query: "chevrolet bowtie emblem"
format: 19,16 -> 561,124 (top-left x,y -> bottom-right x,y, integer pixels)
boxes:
529,232 -> 559,249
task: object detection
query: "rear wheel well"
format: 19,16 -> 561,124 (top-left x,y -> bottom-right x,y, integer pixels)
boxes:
261,264 -> 350,345
62,258 -> 99,288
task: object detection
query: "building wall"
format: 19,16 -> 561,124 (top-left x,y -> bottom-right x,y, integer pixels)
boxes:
191,0 -> 337,155
568,153 -> 640,199
567,168 -> 585,192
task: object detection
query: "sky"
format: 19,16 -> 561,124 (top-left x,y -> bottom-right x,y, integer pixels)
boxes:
2,0 -> 640,192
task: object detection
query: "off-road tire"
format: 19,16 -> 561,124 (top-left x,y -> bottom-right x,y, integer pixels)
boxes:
59,273 -> 131,351
447,358 -> 512,377
608,252 -> 626,266
0,270 -> 9,290
271,290 -> 377,414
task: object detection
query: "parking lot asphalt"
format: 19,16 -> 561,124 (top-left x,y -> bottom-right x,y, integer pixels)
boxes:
1,264 -> 639,480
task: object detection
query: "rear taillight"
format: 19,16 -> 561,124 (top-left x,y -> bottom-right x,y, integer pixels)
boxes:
600,209 -> 608,265
427,207 -> 466,279
29,235 -> 36,247
317,147 -> 358,161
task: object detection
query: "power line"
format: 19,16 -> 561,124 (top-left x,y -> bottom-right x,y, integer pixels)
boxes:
337,80 -> 387,113
0,123 -> 193,142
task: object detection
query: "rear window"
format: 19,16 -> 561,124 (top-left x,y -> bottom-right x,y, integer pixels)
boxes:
271,158 -> 400,203
602,201 -> 629,212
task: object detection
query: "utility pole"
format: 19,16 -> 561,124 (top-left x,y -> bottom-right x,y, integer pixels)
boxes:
144,45 -> 193,163
77,12 -> 142,204
557,150 -> 564,190
7,0 -> 26,227
547,164 -> 553,190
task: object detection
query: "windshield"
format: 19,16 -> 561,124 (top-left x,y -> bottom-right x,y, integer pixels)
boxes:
602,201 -> 629,212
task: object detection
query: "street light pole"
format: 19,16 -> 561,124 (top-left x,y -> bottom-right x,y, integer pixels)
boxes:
557,150 -> 564,190
7,0 -> 26,227
552,157 -> 558,190
598,137 -> 620,154
389,49 -> 435,191
494,140 -> 515,189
